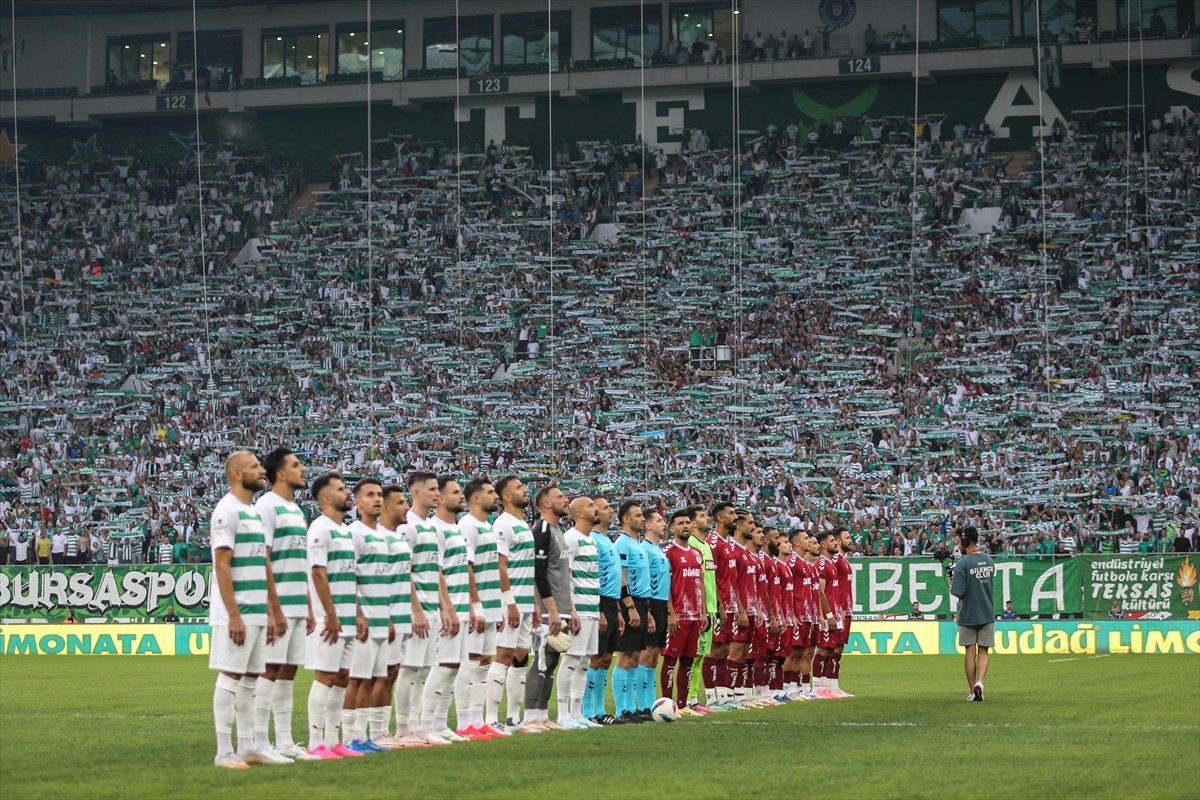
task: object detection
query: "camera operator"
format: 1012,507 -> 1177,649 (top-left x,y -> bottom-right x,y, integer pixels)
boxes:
951,526 -> 995,702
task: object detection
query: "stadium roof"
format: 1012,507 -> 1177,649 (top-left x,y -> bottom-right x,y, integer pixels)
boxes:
15,0 -> 327,16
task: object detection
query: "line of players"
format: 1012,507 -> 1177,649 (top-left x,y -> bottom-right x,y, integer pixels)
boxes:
207,448 -> 856,768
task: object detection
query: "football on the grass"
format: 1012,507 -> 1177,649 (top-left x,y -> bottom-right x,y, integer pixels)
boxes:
651,697 -> 679,722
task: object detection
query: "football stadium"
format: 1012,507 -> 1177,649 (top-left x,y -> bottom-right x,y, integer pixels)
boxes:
0,0 -> 1198,797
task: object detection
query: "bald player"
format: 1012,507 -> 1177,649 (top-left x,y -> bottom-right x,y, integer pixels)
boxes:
208,451 -> 288,769
559,495 -> 602,729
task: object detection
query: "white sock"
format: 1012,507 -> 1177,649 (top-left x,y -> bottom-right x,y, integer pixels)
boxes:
252,677 -> 274,750
213,674 -> 237,757
505,663 -> 526,724
465,661 -> 487,728
306,682 -> 331,750
556,654 -> 579,723
409,667 -> 430,732
453,664 -> 473,730
370,706 -> 389,740
344,707 -> 363,743
271,679 -> 295,749
569,654 -> 589,718
325,685 -> 347,746
421,665 -> 456,731
235,677 -> 257,756
394,668 -> 417,735
485,662 -> 508,725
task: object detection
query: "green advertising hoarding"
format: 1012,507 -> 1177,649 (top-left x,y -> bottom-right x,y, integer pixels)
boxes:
852,557 -> 1082,616
853,556 -> 1200,619
0,566 -> 210,621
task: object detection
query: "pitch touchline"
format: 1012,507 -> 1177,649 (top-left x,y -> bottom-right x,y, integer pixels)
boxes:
1048,655 -> 1113,663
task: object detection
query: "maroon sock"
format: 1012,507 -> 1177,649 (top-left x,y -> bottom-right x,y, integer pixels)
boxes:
703,657 -> 721,690
721,659 -> 734,690
813,653 -> 827,678
831,653 -> 842,680
676,657 -> 694,705
802,672 -> 812,687
660,656 -> 678,698
741,661 -> 752,691
751,660 -> 765,688
784,669 -> 801,685
770,658 -> 785,691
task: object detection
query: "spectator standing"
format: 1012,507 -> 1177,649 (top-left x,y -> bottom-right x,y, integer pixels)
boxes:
157,534 -> 174,564
999,600 -> 1017,620
951,527 -> 995,702
51,529 -> 67,563
12,533 -> 30,566
37,532 -> 53,565
864,24 -> 878,54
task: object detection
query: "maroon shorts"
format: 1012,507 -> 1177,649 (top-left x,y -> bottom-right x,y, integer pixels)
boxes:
749,621 -> 769,660
839,616 -> 852,648
711,612 -> 730,645
663,619 -> 703,659
816,623 -> 840,651
729,614 -> 754,644
797,621 -> 818,649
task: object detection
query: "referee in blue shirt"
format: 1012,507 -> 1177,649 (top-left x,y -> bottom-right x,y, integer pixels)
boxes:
612,501 -> 650,723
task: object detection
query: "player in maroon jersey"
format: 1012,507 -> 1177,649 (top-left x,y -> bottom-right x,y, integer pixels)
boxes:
729,511 -> 760,707
796,531 -> 822,697
704,502 -> 739,709
782,531 -> 809,698
829,528 -> 856,697
767,530 -> 794,702
814,529 -> 848,698
749,524 -> 775,705
660,511 -> 709,709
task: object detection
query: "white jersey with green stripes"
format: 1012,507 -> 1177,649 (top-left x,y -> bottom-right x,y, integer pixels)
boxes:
433,517 -> 471,616
380,524 -> 412,636
307,514 -> 357,635
493,510 -> 535,613
459,514 -> 502,624
254,490 -> 309,619
405,509 -> 441,615
208,492 -> 269,627
564,526 -> 600,620
350,520 -> 391,640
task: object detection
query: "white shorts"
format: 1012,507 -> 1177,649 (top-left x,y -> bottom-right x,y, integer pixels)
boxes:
496,612 -> 533,651
388,633 -> 409,666
351,637 -> 390,680
402,630 -> 439,670
467,622 -> 499,658
435,617 -> 469,665
306,634 -> 355,674
263,618 -> 307,666
567,617 -> 600,657
209,624 -> 267,675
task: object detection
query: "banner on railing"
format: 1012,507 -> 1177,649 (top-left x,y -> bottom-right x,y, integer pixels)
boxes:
1,557 -> 1196,622
1080,556 -> 1198,618
0,566 -> 210,621
852,557 -> 1082,616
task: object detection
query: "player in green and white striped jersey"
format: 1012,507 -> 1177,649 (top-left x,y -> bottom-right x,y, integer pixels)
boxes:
252,447 -> 319,762
209,451 -> 288,769
560,495 -> 603,729
455,477 -> 510,740
421,477 -> 472,743
394,472 -> 450,747
304,472 -> 368,761
487,475 -> 536,731
345,478 -> 394,754
377,485 -> 425,748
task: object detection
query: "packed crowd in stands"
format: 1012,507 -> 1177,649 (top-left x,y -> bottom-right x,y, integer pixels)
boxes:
1,103 -> 1197,568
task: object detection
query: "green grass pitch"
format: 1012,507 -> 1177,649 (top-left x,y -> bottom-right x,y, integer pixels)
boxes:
1,655 -> 1197,800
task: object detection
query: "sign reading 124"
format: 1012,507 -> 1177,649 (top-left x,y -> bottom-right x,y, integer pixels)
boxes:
839,56 -> 880,75
469,77 -> 509,95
